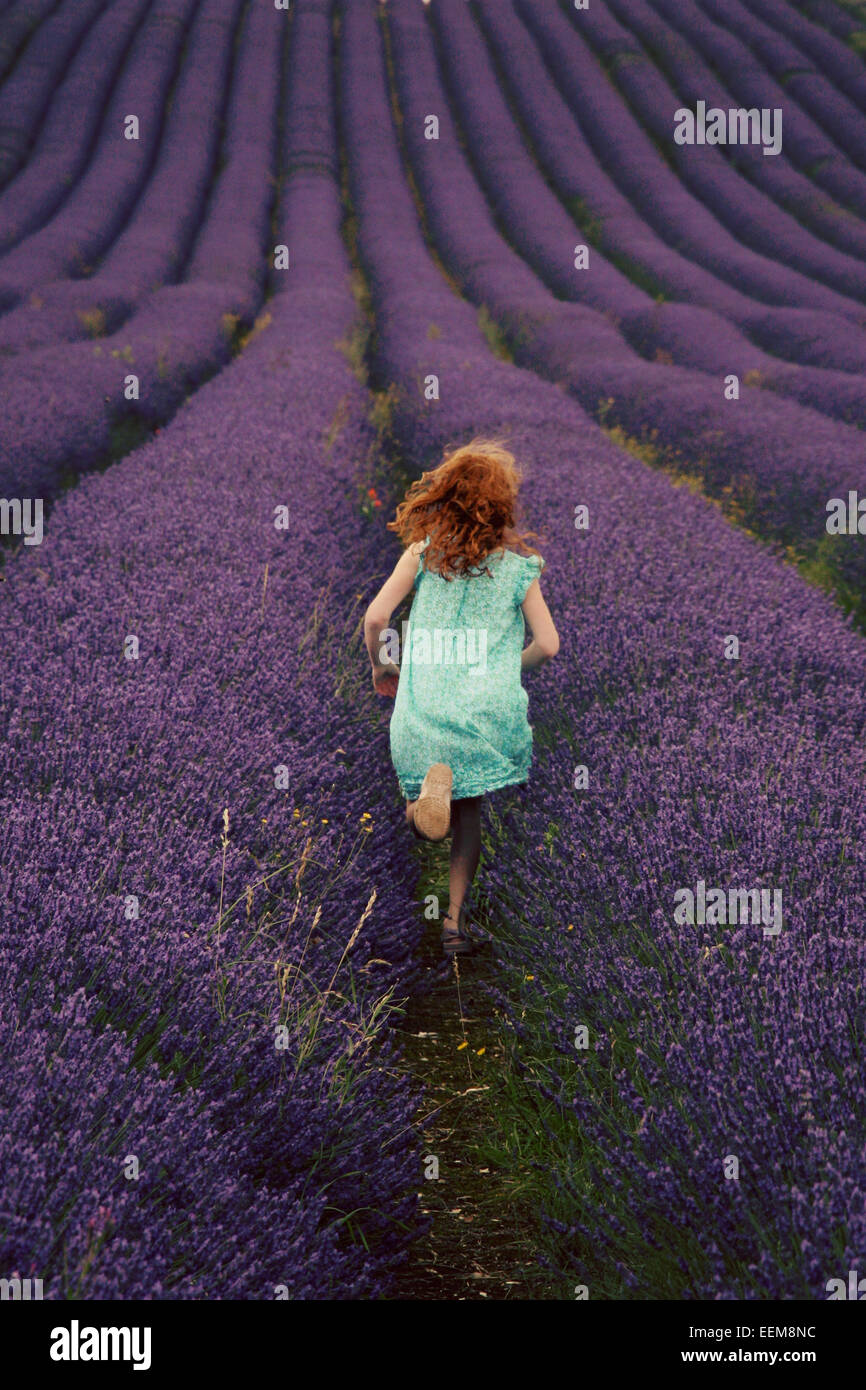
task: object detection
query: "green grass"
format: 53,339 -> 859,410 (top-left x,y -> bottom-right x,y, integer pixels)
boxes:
477,304 -> 514,361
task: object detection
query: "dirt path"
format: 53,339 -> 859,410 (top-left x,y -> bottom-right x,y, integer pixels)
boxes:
388,845 -> 539,1301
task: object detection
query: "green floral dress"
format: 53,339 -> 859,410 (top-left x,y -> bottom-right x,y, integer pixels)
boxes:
389,540 -> 545,800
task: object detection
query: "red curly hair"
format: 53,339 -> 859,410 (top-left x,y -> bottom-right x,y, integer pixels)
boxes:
388,437 -> 542,580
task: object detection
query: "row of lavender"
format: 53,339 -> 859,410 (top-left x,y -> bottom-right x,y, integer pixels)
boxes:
0,0 -> 425,1299
477,0 -> 861,328
513,1 -> 866,368
754,0 -> 866,104
571,0 -> 866,280
693,0 -> 866,163
0,0 -> 246,350
0,0 -> 61,85
0,0 -> 153,253
0,0 -> 202,309
0,0 -> 109,188
3,0 -> 864,600
385,0 -> 866,603
640,0 -> 866,224
0,0 -> 278,500
475,0 -> 866,339
341,0 -> 866,1297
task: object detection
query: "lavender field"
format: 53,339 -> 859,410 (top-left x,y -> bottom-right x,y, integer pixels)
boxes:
1,0 -> 865,1304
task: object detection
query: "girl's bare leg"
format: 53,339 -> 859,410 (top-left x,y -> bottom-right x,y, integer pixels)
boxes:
446,795 -> 483,924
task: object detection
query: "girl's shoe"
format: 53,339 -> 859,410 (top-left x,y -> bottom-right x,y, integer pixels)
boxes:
406,803 -> 425,840
441,906 -> 485,956
412,763 -> 453,841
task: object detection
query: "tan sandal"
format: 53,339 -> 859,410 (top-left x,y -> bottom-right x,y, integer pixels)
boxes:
412,763 -> 453,841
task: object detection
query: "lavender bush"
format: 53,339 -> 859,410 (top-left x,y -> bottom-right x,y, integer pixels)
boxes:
385,0 -> 866,598
516,0 -> 866,370
0,0 -> 200,311
0,0 -> 281,499
0,0 -> 152,252
746,0 -> 866,111
1,0 -> 426,1299
555,0 -> 866,303
0,0 -> 60,86
0,0 -> 106,187
0,0 -> 246,353
340,0 -> 866,1298
694,0 -> 866,162
621,0 -> 866,234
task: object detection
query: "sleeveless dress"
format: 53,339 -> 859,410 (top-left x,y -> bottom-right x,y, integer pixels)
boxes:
389,540 -> 545,800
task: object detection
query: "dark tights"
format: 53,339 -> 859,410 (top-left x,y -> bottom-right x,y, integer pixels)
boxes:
406,794 -> 483,926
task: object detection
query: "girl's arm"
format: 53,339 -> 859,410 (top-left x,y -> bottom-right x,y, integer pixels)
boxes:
520,578 -> 560,670
363,543 -> 424,694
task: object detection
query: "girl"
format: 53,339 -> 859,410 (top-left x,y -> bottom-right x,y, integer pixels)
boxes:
363,439 -> 559,956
